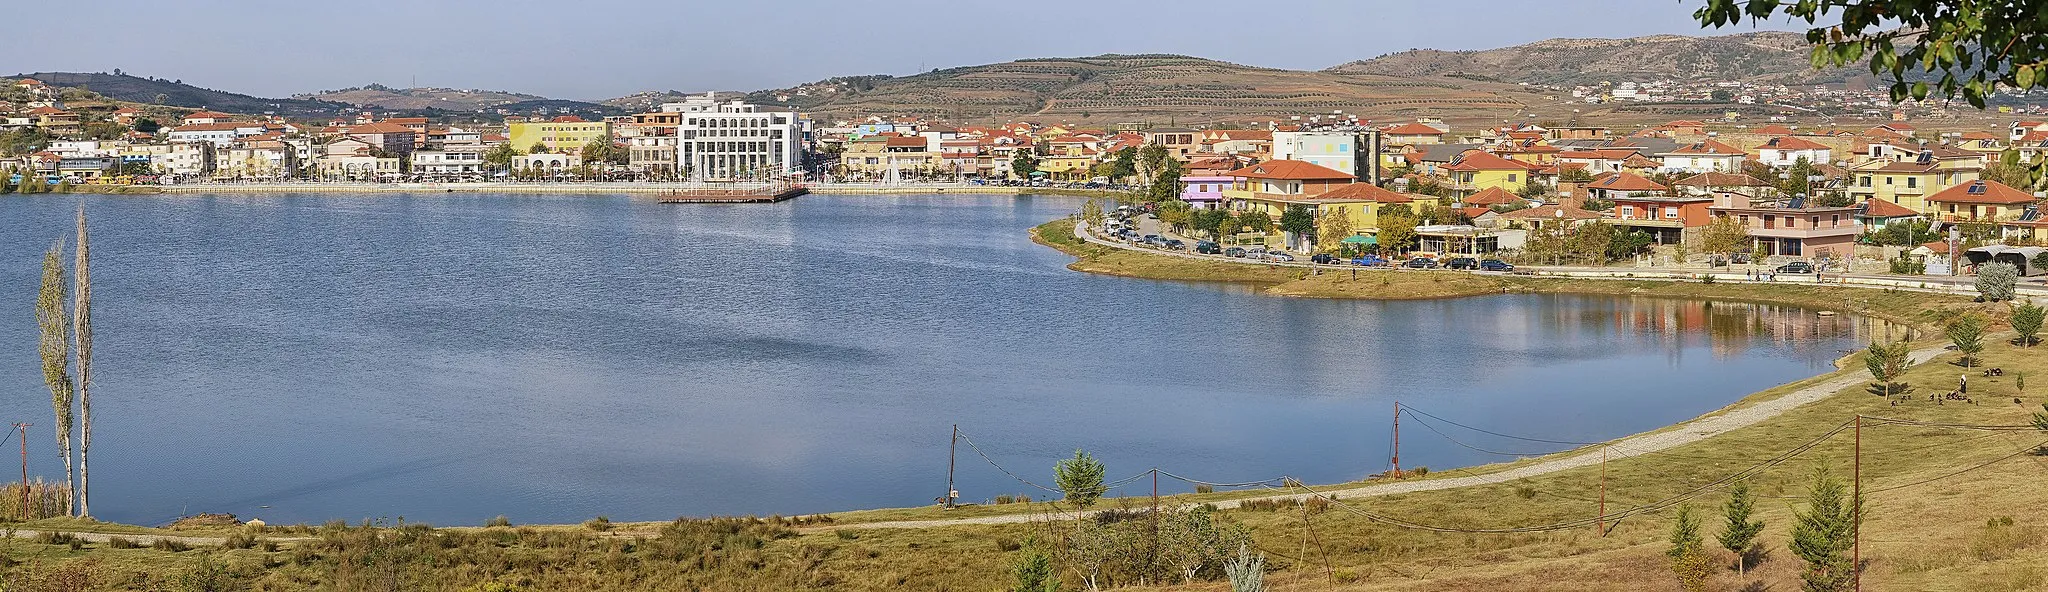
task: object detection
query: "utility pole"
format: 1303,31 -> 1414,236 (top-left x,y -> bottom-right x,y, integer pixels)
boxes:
1391,402 -> 1401,478
945,424 -> 958,509
12,423 -> 28,521
1853,415 -> 1862,592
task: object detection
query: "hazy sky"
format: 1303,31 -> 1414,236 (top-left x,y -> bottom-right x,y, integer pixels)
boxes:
5,0 -> 1797,100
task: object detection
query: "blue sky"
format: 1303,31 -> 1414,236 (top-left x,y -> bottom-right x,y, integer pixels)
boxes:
4,0 -> 1796,100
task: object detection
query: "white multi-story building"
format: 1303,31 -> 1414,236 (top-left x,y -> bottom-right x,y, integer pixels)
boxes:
662,93 -> 804,180
411,147 -> 486,178
1271,130 -> 1381,181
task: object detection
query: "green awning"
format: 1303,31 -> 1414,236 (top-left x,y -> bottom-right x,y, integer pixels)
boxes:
1341,235 -> 1377,245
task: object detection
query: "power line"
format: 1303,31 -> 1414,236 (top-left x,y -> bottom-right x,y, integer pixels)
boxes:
1402,413 -> 1587,458
1397,403 -> 1603,445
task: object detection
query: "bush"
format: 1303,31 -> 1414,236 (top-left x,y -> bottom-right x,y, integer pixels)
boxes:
994,537 -> 1023,552
485,515 -> 511,528
1195,485 -> 1215,494
221,531 -> 258,550
151,538 -> 190,552
1977,261 -> 2019,301
582,516 -> 612,532
34,531 -> 76,546
1889,255 -> 1926,275
105,537 -> 140,549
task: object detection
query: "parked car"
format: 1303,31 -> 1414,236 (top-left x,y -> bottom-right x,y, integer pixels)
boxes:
1479,259 -> 1516,272
1775,261 -> 1816,274
1164,239 -> 1186,250
1403,257 -> 1439,269
1731,252 -> 1752,264
1351,254 -> 1390,267
1310,253 -> 1334,264
1224,247 -> 1248,258
1267,252 -> 1296,262
1245,246 -> 1269,257
1141,234 -> 1164,246
1195,240 -> 1221,254
1443,257 -> 1480,270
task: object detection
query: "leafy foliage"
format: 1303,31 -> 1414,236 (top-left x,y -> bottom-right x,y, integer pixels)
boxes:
37,242 -> 76,517
1278,206 -> 1316,238
2012,302 -> 2044,346
1702,216 -> 1751,256
1947,316 -> 1985,367
1863,340 -> 1912,396
1010,539 -> 1060,592
1053,449 -> 1106,508
1316,207 -> 1355,253
1222,545 -> 1265,592
1975,261 -> 2019,302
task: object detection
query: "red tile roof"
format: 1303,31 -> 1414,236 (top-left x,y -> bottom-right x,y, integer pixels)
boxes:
25,106 -> 67,115
170,122 -> 251,132
1665,139 -> 1743,155
551,115 -> 587,123
1311,182 -> 1413,203
1383,123 -> 1445,136
1588,172 -> 1670,192
347,122 -> 416,134
1754,124 -> 1796,135
1499,204 -> 1603,220
1761,136 -> 1830,151
1462,186 -> 1526,206
1444,150 -> 1539,172
1860,198 -> 1920,218
1229,159 -> 1353,180
884,137 -> 928,148
182,110 -> 235,120
1674,172 -> 1771,187
1925,180 -> 2039,205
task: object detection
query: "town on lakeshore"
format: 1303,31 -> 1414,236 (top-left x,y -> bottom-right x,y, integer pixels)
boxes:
6,1 -> 2048,590
5,72 -> 2046,278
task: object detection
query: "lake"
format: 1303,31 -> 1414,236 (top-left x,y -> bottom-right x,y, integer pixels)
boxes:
0,192 -> 1881,527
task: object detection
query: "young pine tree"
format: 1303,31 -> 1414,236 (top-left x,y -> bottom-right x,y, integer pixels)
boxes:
1790,470 -> 1859,592
1947,317 -> 1984,368
1719,481 -> 1765,574
1668,504 -> 1713,592
1053,449 -> 1106,508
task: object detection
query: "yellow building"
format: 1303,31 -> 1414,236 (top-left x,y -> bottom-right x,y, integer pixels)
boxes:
1847,151 -> 1983,214
839,136 -> 934,179
507,118 -> 613,154
1231,182 -> 1420,251
1036,146 -> 1101,180
1442,150 -> 1540,197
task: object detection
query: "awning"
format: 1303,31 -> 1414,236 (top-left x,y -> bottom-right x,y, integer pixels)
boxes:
1341,235 -> 1377,245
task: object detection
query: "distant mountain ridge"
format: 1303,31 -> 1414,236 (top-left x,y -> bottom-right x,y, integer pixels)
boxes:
11,72 -> 351,116
1325,31 -> 1861,86
299,84 -> 555,111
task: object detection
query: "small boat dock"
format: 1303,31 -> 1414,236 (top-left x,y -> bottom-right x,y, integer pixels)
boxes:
656,184 -> 809,204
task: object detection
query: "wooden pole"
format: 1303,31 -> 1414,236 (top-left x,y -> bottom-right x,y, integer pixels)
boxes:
13,423 -> 29,521
1391,402 -> 1401,478
946,424 -> 958,509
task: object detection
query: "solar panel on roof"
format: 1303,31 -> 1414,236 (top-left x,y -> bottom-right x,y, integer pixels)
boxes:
1787,197 -> 1806,209
1968,183 -> 1987,194
1915,152 -> 1933,164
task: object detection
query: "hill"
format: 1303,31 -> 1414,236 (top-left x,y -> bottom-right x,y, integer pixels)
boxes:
11,72 -> 351,117
744,54 -> 1532,123
300,83 -> 556,111
1326,31 -> 1862,86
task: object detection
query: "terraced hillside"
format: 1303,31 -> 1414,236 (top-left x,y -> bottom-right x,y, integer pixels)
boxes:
1328,31 -> 1862,86
751,54 -> 1531,122
302,84 -> 553,111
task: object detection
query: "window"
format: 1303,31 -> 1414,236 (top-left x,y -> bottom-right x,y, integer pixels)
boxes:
1664,206 -> 1678,219
1907,177 -> 1917,189
1620,205 -> 1636,218
1884,176 -> 1894,186
1508,174 -> 1518,183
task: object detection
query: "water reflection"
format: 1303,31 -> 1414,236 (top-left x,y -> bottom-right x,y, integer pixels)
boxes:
0,193 -> 1875,526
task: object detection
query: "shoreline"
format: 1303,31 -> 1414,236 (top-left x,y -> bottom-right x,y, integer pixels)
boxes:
140,182 -> 1138,199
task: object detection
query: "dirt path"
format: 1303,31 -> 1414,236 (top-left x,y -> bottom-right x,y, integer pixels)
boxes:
0,528 -> 270,546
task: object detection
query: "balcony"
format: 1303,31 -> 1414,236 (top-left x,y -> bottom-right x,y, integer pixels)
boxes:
1609,218 -> 1685,228
1747,223 -> 1863,239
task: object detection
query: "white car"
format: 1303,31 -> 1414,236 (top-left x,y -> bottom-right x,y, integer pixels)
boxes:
1266,252 -> 1296,262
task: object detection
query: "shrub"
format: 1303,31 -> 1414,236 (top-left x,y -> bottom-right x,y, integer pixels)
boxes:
105,537 -> 140,549
1196,484 -> 1215,494
2012,302 -> 2044,347
1516,486 -> 1539,499
34,531 -> 76,546
221,531 -> 257,550
834,529 -> 857,541
1977,261 -> 2019,301
583,516 -> 612,532
485,515 -> 511,528
151,538 -> 190,552
993,494 -> 1015,505
1969,516 -> 2040,561
994,537 -> 1023,552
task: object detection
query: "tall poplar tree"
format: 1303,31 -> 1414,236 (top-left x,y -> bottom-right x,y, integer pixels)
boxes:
73,207 -> 94,518
36,240 -> 75,517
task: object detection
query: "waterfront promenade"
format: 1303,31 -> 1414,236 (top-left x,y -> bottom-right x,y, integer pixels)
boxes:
151,181 -> 1122,196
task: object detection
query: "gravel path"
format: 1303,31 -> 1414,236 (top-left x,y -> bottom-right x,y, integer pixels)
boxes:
847,345 -> 1945,530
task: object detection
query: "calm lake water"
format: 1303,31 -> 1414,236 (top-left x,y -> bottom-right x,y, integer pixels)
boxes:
0,192 -> 1881,526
